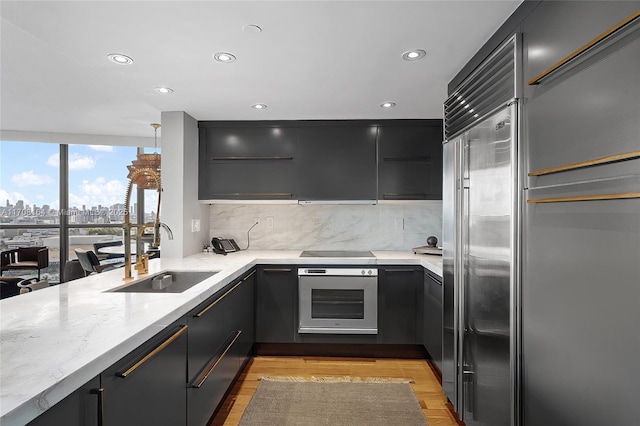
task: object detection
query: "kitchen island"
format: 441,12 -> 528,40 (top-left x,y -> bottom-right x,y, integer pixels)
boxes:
0,250 -> 441,425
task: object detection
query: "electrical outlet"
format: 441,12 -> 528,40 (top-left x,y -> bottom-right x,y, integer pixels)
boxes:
394,218 -> 404,231
266,217 -> 274,230
191,219 -> 200,233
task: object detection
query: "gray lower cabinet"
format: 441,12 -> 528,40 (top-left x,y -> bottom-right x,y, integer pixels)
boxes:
256,266 -> 297,343
187,270 -> 255,426
101,318 -> 188,426
378,266 -> 421,344
27,376 -> 101,426
423,269 -> 442,374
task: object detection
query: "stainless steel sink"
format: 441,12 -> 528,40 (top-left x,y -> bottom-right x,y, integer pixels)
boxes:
107,271 -> 218,293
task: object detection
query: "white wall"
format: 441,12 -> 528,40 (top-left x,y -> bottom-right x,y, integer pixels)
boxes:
208,201 -> 443,251
161,111 -> 209,258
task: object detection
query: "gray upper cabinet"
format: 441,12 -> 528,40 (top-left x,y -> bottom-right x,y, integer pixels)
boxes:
297,123 -> 378,201
199,120 -> 444,201
377,121 -> 443,200
199,123 -> 298,200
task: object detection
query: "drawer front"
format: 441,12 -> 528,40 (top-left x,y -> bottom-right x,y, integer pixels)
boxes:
187,331 -> 242,426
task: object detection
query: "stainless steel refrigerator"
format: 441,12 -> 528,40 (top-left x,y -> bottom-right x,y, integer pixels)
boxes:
442,101 -> 519,426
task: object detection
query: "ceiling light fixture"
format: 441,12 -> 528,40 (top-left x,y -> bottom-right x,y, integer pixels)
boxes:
154,87 -> 174,94
402,49 -> 426,61
251,103 -> 267,109
127,123 -> 161,189
214,52 -> 237,63
243,24 -> 262,33
380,102 -> 396,108
107,53 -> 133,65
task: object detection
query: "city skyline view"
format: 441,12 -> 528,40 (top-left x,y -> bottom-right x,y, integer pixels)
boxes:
0,141 -> 159,220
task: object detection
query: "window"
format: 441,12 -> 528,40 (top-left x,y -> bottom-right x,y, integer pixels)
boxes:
1,141 -> 146,284
0,142 -> 60,281
68,144 -> 136,225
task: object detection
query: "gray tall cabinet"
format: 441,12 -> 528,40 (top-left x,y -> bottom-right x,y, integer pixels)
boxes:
447,2 -> 640,425
522,3 -> 640,426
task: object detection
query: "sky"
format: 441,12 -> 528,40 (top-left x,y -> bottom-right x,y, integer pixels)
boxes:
0,141 -> 159,213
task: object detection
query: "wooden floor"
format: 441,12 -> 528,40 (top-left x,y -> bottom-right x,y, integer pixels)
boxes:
211,356 -> 462,426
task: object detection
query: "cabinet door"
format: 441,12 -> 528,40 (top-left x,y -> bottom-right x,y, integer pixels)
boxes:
523,2 -> 640,85
377,121 -> 443,200
297,124 -> 377,200
525,15 -> 640,189
423,270 -> 443,374
256,266 -> 297,343
225,270 -> 256,370
378,267 -> 420,344
101,319 -> 188,426
27,376 -> 101,426
198,124 -> 297,200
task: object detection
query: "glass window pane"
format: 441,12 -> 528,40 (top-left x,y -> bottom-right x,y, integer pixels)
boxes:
143,147 -> 161,224
0,141 -> 60,283
0,228 -> 60,284
0,141 -> 60,224
67,144 -> 137,225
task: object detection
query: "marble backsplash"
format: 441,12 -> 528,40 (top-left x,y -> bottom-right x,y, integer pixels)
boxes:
208,201 -> 442,251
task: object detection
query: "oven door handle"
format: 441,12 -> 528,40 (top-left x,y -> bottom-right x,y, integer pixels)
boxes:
304,269 -> 327,274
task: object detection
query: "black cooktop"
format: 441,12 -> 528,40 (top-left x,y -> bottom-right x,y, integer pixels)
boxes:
299,250 -> 375,258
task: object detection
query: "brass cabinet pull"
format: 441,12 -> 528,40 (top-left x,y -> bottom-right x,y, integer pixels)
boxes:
383,193 -> 428,199
527,192 -> 640,204
382,156 -> 432,162
210,156 -> 293,161
191,330 -> 242,389
90,388 -> 104,426
116,325 -> 188,378
528,10 -> 640,85
209,192 -> 293,198
193,271 -> 255,318
529,150 -> 640,176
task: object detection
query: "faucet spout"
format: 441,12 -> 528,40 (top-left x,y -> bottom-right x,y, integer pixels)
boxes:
159,222 -> 174,240
123,168 -> 162,280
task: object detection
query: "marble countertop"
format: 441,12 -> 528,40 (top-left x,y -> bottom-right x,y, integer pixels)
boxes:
0,250 -> 441,425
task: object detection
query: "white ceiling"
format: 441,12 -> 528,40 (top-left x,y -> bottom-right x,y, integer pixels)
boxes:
1,1 -> 522,138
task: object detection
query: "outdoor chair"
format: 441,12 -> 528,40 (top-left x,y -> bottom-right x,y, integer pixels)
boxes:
17,278 -> 49,294
0,246 -> 49,280
93,240 -> 124,260
0,277 -> 23,299
75,248 -> 123,276
63,259 -> 86,282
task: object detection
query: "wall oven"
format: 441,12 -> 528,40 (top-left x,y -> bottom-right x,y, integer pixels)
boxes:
298,268 -> 378,334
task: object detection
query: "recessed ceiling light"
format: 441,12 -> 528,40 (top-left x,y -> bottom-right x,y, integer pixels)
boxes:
402,49 -> 426,61
107,53 -> 133,65
214,52 -> 237,63
243,24 -> 262,33
380,102 -> 396,108
154,87 -> 173,94
252,104 -> 267,109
